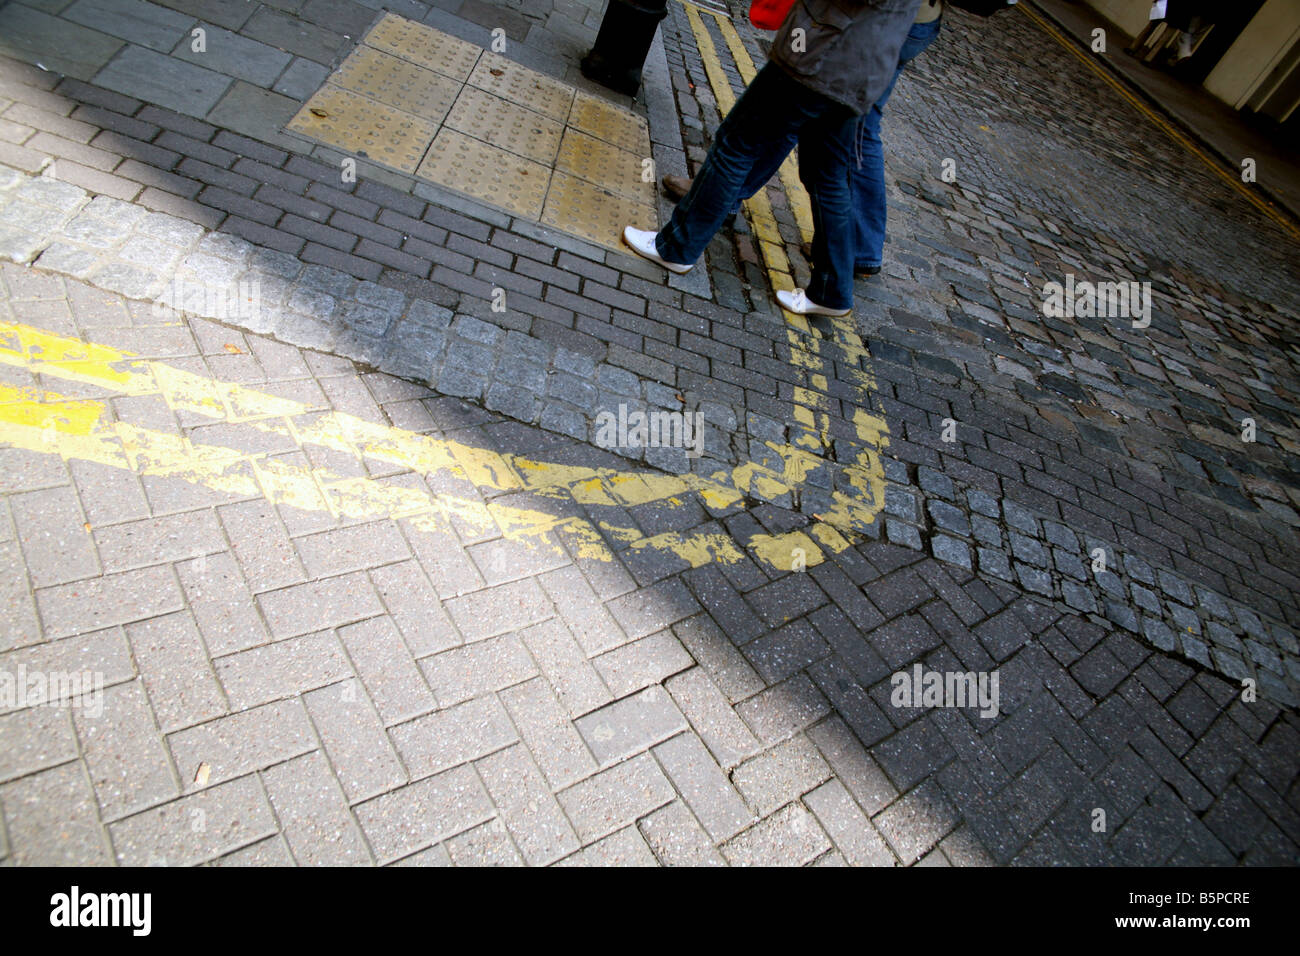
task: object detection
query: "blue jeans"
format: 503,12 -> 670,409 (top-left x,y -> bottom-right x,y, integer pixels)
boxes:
726,17 -> 943,274
655,62 -> 859,310
852,16 -> 942,270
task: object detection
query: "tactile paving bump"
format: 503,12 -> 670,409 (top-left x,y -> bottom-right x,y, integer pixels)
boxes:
555,128 -> 655,205
541,171 -> 657,252
365,12 -> 483,81
467,52 -> 575,123
418,128 -> 551,219
567,91 -> 651,155
287,85 -> 438,173
331,46 -> 461,124
445,86 -> 564,165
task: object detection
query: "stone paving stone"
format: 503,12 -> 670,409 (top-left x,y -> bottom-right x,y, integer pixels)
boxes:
176,552 -> 270,657
805,779 -> 895,866
442,577 -> 552,642
445,819 -> 523,866
73,679 -> 177,820
592,629 -> 693,699
0,540 -> 40,652
126,609 -> 227,732
214,630 -> 350,709
63,0 -> 195,53
9,485 -> 101,588
172,24 -> 291,88
217,498 -> 306,593
557,824 -> 659,866
420,633 -> 538,707
109,772 -> 277,866
721,802 -> 830,867
257,570 -> 384,638
168,699 -> 315,791
93,507 -> 225,572
369,557 -> 461,657
208,835 -> 296,866
0,760 -> 114,865
731,734 -> 832,820
557,751 -> 674,845
575,684 -> 686,766
653,730 -> 752,842
736,672 -> 831,746
476,743 -> 580,867
338,615 -> 437,725
0,4 -> 125,81
665,666 -> 761,769
604,576 -> 701,639
304,680 -> 407,802
295,520 -> 411,578
0,626 -> 136,714
259,750 -> 371,865
807,716 -> 900,817
390,844 -> 453,867
353,764 -> 493,864
518,617 -> 611,718
495,677 -> 594,794
873,779 -> 962,866
0,705 -> 78,785
37,564 -> 184,639
93,44 -> 232,118
389,694 -> 516,781
638,799 -> 726,867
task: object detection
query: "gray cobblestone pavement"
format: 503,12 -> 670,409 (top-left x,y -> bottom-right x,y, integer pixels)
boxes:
0,0 -> 1297,865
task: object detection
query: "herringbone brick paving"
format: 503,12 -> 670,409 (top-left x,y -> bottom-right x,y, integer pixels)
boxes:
0,0 -> 1297,865
2,266 -> 1297,865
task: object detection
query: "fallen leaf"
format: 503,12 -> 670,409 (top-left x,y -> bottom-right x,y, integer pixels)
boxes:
83,522 -> 91,533
223,343 -> 243,354
490,68 -> 505,77
309,107 -> 328,118
194,762 -> 211,786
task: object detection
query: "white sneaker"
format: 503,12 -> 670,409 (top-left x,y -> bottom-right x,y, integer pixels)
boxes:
622,226 -> 693,274
777,288 -> 851,317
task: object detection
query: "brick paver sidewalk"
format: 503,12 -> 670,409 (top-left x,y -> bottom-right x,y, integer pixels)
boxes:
0,0 -> 1297,865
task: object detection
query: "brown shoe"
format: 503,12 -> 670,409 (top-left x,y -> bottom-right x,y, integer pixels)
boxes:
661,174 -> 692,201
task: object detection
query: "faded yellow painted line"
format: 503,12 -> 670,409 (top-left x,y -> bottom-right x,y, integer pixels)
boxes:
0,319 -> 882,571
1017,2 -> 1300,244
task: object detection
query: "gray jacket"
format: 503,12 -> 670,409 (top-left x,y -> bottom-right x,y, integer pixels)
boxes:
769,0 -> 925,115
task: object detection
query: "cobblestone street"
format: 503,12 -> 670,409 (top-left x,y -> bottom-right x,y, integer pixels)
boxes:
0,0 -> 1297,866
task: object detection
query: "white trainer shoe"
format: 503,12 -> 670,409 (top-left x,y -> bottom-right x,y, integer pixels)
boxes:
622,226 -> 693,274
777,288 -> 851,317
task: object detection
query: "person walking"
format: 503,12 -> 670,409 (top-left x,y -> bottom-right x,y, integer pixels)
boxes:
622,0 -> 924,317
659,0 -> 945,282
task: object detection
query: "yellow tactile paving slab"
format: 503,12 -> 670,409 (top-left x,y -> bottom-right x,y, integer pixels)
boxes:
330,46 -> 462,122
417,128 -> 551,219
444,85 -> 565,166
567,91 -> 651,156
281,13 -> 663,251
287,85 -> 438,173
364,12 -> 483,81
541,171 -> 657,251
555,128 -> 655,204
467,51 -> 576,124
0,319 -> 885,573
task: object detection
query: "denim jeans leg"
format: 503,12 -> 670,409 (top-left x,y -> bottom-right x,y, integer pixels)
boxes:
800,109 -> 858,312
850,17 -> 942,270
656,63 -> 828,265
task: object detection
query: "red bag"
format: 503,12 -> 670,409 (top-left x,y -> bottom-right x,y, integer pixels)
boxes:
750,0 -> 797,30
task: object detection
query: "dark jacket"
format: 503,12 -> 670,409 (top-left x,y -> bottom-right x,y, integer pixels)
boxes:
769,0 -> 925,115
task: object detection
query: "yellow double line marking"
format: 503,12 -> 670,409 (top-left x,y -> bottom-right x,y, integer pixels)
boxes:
0,319 -> 876,571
